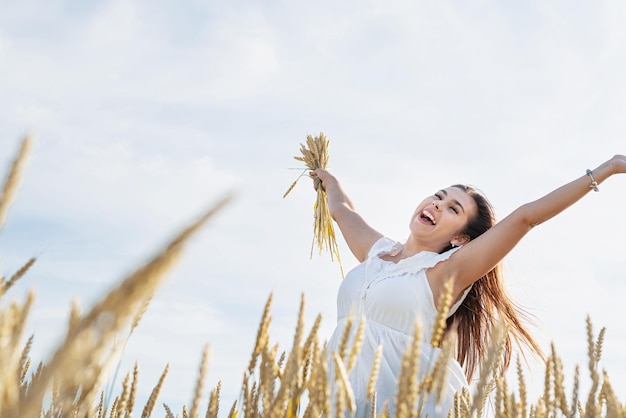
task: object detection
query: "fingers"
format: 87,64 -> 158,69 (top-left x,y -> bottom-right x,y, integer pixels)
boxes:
314,176 -> 323,191
309,168 -> 328,191
310,171 -> 321,191
309,168 -> 324,182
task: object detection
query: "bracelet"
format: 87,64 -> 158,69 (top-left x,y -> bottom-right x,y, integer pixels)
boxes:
586,169 -> 599,192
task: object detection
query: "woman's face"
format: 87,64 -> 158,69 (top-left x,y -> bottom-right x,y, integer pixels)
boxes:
409,186 -> 478,249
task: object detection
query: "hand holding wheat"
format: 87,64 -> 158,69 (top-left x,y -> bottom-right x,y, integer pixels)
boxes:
284,133 -> 344,277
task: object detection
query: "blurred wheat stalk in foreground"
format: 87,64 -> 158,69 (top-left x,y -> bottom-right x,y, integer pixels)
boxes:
1,135 -> 624,417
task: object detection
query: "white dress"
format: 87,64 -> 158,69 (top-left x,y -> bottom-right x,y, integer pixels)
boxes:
326,237 -> 471,417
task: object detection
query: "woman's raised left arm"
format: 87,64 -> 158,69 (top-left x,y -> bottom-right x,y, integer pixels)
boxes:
439,155 -> 626,295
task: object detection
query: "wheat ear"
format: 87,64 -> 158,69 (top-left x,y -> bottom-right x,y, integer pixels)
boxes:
206,380 -> 221,418
332,352 -> 356,414
396,320 -> 422,418
18,334 -> 34,384
190,345 -> 210,418
346,316 -> 365,373
516,356 -> 528,417
163,403 -> 175,418
141,364 -> 169,418
0,135 -> 32,231
126,361 -> 139,417
227,400 -> 237,418
1,257 -> 36,297
366,344 -> 382,402
585,315 -> 601,415
430,278 -> 453,347
96,391 -> 104,418
470,317 -> 508,416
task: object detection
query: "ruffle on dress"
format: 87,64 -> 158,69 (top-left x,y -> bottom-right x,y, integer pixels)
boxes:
366,237 -> 472,318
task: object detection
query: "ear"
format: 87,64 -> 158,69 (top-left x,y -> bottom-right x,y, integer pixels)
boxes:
451,234 -> 470,247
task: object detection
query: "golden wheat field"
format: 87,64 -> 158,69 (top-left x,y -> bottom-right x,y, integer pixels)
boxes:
1,135 -> 624,418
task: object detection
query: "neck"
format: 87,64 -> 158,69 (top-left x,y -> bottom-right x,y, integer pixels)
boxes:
402,235 -> 441,256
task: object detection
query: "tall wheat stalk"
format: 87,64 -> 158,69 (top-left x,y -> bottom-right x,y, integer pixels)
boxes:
0,134 -> 32,231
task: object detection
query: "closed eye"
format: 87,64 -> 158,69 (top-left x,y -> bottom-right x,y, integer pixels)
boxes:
435,191 -> 459,214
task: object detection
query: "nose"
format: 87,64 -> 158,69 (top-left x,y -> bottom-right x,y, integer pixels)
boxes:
432,200 -> 440,209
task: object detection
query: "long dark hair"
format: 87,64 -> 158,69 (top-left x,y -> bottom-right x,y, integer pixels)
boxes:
441,184 -> 543,380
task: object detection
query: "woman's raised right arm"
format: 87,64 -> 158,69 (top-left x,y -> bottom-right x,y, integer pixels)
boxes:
312,169 -> 383,262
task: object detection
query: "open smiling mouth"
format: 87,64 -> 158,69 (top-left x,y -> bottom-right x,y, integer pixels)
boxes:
421,210 -> 436,225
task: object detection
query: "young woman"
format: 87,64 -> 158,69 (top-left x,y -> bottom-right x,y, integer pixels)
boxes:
313,155 -> 626,417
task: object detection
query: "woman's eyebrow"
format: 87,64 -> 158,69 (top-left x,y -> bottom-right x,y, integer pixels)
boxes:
440,189 -> 465,213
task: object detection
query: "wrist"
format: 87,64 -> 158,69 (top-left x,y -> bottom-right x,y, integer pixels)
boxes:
320,175 -> 338,191
589,159 -> 616,184
607,155 -> 623,175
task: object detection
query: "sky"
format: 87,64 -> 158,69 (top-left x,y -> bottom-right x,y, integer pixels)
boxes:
1,0 -> 625,415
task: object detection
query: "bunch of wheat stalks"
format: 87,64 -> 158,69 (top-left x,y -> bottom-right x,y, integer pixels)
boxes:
284,133 -> 344,277
2,135 -> 625,417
